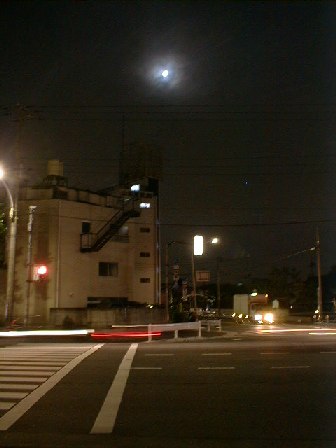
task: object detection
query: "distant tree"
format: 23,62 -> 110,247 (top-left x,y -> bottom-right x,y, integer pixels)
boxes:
268,266 -> 303,306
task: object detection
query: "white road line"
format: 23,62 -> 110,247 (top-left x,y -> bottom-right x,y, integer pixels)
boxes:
0,377 -> 47,383
0,361 -> 64,369
0,384 -> 38,391
131,367 -> 162,370
0,366 -> 60,371
0,355 -> 78,364
0,355 -> 83,358
0,343 -> 103,431
260,352 -> 290,355
0,403 -> 14,411
198,367 -> 235,370
0,392 -> 28,399
0,371 -> 55,376
91,343 -> 138,434
202,353 -> 232,356
271,366 -> 310,369
0,356 -> 78,360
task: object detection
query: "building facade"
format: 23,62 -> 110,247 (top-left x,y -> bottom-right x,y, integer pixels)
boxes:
8,161 -> 160,324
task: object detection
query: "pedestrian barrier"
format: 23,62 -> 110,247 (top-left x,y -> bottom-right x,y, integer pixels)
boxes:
200,319 -> 222,332
147,321 -> 201,341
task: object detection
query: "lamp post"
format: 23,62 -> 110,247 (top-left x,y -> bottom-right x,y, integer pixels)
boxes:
192,235 -> 204,311
316,228 -> 323,320
165,241 -> 175,321
0,167 -> 17,323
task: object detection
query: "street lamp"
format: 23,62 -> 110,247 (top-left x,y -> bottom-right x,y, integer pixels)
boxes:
210,237 -> 222,313
0,166 -> 17,323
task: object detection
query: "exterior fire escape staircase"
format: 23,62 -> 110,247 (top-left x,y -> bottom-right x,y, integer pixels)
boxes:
80,198 -> 140,252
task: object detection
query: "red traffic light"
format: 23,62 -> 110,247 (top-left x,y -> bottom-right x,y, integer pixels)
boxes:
37,265 -> 48,280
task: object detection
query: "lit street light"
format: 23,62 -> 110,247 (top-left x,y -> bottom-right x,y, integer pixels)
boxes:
0,166 -> 17,323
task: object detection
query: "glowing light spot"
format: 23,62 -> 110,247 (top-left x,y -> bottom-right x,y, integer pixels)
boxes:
90,331 -> 162,339
161,69 -> 169,78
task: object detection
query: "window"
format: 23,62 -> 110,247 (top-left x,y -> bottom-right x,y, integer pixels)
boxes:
140,278 -> 150,283
98,262 -> 118,277
82,221 -> 91,234
140,252 -> 150,257
140,227 -> 150,233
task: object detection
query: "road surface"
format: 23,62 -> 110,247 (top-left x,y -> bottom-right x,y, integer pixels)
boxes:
0,324 -> 336,447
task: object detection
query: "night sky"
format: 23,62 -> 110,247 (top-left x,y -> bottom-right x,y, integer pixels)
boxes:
0,1 -> 336,283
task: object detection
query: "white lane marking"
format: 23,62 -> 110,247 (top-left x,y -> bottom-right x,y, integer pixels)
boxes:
0,366 -> 60,371
0,343 -> 103,431
202,353 -> 232,356
271,366 -> 310,369
131,367 -> 162,370
0,384 -> 38,391
0,371 -> 55,376
0,377 -> 47,383
198,367 -> 235,370
0,403 -> 14,410
0,362 -> 65,366
91,343 -> 138,434
0,358 -> 79,365
260,352 -> 290,355
0,392 -> 28,399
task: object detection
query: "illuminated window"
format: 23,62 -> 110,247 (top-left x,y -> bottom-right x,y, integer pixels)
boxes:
140,278 -> 150,283
99,262 -> 118,277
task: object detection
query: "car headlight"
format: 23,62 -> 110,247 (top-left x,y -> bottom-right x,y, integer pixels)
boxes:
264,313 -> 274,324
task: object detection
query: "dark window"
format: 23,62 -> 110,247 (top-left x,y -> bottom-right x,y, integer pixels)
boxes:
99,262 -> 118,277
140,278 -> 150,283
82,221 -> 91,234
140,252 -> 150,257
140,227 -> 150,233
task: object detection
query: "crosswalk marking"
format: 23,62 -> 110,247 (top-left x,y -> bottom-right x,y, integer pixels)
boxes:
0,343 -> 104,430
0,392 -> 28,399
0,362 -> 65,366
0,403 -> 14,411
0,384 -> 38,391
0,370 -> 56,376
0,366 -> 60,371
0,376 -> 48,382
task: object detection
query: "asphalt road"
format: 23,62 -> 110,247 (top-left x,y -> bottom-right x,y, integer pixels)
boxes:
0,324 -> 336,448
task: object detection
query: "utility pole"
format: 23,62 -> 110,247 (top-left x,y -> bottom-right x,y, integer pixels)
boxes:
191,251 -> 197,310
216,257 -> 221,314
2,179 -> 17,323
316,228 -> 323,319
165,242 -> 172,321
24,205 -> 37,327
6,105 -> 36,322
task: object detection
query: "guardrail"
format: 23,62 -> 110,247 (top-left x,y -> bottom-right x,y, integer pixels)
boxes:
147,322 -> 201,341
200,319 -> 222,332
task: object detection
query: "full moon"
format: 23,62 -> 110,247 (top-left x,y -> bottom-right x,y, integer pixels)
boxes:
161,69 -> 169,78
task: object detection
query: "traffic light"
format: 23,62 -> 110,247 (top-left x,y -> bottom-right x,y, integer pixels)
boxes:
34,264 -> 48,281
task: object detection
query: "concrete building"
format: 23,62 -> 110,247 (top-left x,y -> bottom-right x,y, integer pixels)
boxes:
6,160 -> 160,325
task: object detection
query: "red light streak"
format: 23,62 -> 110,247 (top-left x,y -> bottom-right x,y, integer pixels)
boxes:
90,331 -> 162,339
